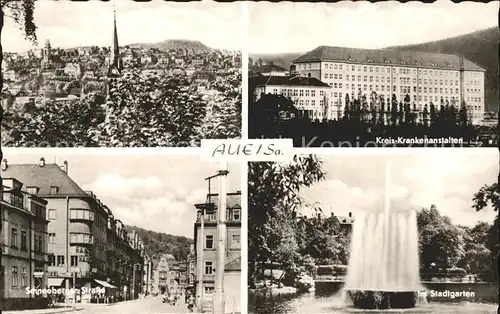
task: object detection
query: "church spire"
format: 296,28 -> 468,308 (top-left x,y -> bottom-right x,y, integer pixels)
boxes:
108,3 -> 122,76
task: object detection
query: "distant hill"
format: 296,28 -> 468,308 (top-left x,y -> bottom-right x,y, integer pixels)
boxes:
129,39 -> 214,53
388,27 -> 499,112
250,27 -> 498,112
125,225 -> 193,262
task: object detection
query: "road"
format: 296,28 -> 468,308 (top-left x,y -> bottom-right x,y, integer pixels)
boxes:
77,296 -> 196,314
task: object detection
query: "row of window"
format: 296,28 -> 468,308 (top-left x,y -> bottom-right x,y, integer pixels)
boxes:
204,234 -> 241,250
27,186 -> 59,195
271,88 -> 317,98
316,63 -> 460,77
203,209 -> 241,222
11,266 -> 29,288
48,254 -> 88,267
10,227 -> 44,252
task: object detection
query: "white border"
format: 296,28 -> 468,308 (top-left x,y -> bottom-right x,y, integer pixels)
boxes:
241,1 -> 249,140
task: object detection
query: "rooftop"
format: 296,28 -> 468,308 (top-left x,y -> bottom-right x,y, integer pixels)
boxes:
251,64 -> 288,73
2,163 -> 86,196
252,75 -> 330,88
293,46 -> 486,72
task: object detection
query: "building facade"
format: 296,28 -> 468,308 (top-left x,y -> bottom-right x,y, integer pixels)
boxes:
292,46 -> 486,124
194,191 -> 242,313
1,158 -> 144,303
252,75 -> 334,120
1,174 -> 49,310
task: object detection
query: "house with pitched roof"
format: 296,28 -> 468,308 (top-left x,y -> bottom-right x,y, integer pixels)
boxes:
1,163 -> 50,310
1,158 -> 144,303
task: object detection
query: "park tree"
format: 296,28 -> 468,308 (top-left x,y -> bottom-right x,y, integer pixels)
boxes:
248,155 -> 325,286
472,183 -> 499,281
417,205 -> 464,271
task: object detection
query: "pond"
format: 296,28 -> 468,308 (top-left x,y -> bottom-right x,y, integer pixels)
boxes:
248,285 -> 497,314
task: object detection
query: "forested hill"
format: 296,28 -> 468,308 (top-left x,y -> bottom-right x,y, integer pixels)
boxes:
388,27 -> 499,112
130,39 -> 213,54
125,225 -> 193,262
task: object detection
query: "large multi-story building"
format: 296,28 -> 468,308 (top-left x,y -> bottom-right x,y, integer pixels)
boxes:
252,74 -> 333,120
292,46 -> 486,124
1,172 -> 49,310
194,191 -> 242,314
1,158 -> 144,303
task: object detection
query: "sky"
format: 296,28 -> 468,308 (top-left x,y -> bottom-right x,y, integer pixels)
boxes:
2,149 -> 242,238
249,1 -> 499,54
300,150 -> 498,227
3,0 -> 243,52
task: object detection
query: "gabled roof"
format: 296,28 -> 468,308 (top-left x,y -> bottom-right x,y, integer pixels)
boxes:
251,64 -> 288,73
207,192 -> 241,210
1,163 -> 87,196
337,215 -> 354,225
293,46 -> 486,72
252,75 -> 330,88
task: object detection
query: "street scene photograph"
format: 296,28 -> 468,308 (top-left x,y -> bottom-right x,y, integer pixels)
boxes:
248,152 -> 499,313
248,1 -> 499,147
0,0 -> 242,147
0,150 -> 242,313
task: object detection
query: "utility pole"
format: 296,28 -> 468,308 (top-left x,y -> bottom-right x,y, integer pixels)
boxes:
132,264 -> 136,300
214,162 -> 229,314
196,204 -> 205,312
73,271 -> 76,309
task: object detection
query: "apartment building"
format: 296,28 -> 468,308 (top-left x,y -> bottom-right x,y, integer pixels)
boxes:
194,191 -> 242,313
1,173 -> 49,310
293,46 -> 486,124
1,158 -> 144,303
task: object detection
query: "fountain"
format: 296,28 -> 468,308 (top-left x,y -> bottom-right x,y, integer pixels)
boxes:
344,162 -> 422,309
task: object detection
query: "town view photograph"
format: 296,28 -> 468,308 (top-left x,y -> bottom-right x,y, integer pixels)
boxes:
248,1 -> 499,147
0,0 -> 242,147
0,150 -> 242,313
248,153 -> 499,313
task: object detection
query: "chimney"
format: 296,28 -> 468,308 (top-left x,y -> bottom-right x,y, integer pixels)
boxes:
348,212 -> 352,218
1,159 -> 7,171
39,158 -> 45,167
62,161 -> 68,174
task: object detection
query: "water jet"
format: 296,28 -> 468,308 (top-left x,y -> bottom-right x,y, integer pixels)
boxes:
344,161 -> 421,309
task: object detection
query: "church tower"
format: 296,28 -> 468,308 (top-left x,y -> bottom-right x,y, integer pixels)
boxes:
107,8 -> 123,77
42,40 -> 51,68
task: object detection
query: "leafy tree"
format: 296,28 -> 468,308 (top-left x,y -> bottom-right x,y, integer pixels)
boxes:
248,155 -> 325,286
417,205 -> 464,270
0,0 -> 37,184
99,71 -> 206,147
3,94 -> 104,147
457,223 -> 492,277
202,70 -> 241,139
472,183 -> 499,281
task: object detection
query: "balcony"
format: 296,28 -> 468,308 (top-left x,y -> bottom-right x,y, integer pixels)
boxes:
69,208 -> 94,223
69,232 -> 94,246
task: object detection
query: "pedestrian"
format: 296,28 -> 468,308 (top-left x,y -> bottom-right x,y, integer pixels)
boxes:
187,294 -> 195,313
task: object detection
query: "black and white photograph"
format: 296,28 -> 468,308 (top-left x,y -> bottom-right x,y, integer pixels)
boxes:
0,0 -> 242,147
0,151 -> 242,313
248,153 -> 499,313
248,1 -> 499,147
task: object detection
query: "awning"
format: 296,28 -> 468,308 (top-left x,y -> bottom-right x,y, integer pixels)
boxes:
47,278 -> 64,287
94,279 -> 117,289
